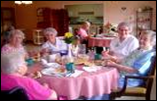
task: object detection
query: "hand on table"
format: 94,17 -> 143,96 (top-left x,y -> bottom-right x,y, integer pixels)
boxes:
102,51 -> 118,63
26,71 -> 42,79
105,60 -> 118,67
102,50 -> 110,58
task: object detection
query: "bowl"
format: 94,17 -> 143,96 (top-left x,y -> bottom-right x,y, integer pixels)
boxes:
60,50 -> 68,56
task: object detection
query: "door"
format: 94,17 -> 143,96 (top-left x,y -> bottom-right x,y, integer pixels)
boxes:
1,7 -> 15,34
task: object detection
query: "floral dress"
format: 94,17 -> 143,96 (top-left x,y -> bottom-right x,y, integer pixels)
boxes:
1,44 -> 27,56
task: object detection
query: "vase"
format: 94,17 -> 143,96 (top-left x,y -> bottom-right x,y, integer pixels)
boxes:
67,44 -> 72,57
67,44 -> 74,62
65,62 -> 75,73
66,44 -> 75,73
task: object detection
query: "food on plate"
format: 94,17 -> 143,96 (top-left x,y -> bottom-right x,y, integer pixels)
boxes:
77,54 -> 89,61
74,58 -> 84,65
84,61 -> 95,67
94,60 -> 103,66
33,71 -> 42,79
74,57 -> 94,66
55,67 -> 66,73
101,60 -> 107,66
55,56 -> 62,64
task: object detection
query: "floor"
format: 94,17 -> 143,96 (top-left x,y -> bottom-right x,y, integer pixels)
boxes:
116,78 -> 156,100
24,43 -> 156,100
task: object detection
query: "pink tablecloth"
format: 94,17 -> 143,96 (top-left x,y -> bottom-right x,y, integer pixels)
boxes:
88,37 -> 114,47
28,64 -> 119,100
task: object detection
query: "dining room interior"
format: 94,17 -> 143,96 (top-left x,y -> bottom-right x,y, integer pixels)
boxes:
1,1 -> 156,100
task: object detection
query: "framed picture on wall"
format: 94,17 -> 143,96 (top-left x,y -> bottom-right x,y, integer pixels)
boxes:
37,8 -> 43,16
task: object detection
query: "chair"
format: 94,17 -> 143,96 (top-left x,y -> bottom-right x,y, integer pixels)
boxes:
33,29 -> 45,45
110,56 -> 156,100
1,86 -> 29,100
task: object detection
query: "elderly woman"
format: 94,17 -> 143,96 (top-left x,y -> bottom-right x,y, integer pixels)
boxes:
1,52 -> 58,100
42,27 -> 67,54
106,30 -> 156,88
76,21 -> 91,53
77,21 -> 91,41
1,29 -> 27,57
104,22 -> 139,59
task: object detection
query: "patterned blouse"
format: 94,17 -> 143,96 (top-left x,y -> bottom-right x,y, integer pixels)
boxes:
1,44 -> 26,56
118,48 -> 156,88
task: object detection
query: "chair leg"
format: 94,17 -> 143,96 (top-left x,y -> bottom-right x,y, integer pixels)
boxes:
146,95 -> 150,100
109,93 -> 116,100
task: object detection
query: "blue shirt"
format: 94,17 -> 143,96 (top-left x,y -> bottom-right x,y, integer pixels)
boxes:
118,48 -> 156,88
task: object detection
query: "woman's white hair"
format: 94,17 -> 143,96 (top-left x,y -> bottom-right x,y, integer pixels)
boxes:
142,30 -> 156,47
43,27 -> 58,36
83,21 -> 91,26
1,52 -> 26,74
117,22 -> 132,31
8,29 -> 25,41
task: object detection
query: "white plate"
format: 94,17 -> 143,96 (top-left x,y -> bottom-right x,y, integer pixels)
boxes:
96,34 -> 104,37
41,59 -> 61,68
41,67 -> 55,76
41,67 -> 67,77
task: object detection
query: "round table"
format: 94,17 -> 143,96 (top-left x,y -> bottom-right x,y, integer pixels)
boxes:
28,63 -> 119,100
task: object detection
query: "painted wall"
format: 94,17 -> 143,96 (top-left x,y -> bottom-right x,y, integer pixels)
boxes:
1,1 -> 14,7
103,1 -> 156,33
1,1 -> 156,41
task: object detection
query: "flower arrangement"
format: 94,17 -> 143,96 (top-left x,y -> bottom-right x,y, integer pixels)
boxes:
104,22 -> 117,33
64,32 -> 75,44
63,32 -> 75,68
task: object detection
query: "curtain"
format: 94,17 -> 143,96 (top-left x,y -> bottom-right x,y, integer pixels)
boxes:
51,9 -> 69,36
37,8 -> 69,36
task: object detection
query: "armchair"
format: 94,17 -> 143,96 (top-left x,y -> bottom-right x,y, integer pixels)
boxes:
1,86 -> 29,100
110,56 -> 156,100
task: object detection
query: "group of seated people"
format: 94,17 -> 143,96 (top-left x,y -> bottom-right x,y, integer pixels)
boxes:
1,29 -> 58,99
102,22 -> 156,88
1,21 -> 156,100
1,26 -> 84,100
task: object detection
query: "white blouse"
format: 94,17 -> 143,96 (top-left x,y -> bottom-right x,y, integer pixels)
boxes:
42,38 -> 68,53
110,35 -> 139,59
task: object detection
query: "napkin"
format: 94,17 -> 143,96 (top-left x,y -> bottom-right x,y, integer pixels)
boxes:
67,70 -> 84,77
82,66 -> 102,72
49,53 -> 61,62
41,59 -> 61,68
41,67 -> 66,77
103,37 -> 114,40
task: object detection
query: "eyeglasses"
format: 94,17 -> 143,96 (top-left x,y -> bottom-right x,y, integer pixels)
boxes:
119,28 -> 129,32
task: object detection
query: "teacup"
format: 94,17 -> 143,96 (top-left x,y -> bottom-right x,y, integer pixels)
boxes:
65,62 -> 75,73
95,54 -> 102,60
26,58 -> 34,66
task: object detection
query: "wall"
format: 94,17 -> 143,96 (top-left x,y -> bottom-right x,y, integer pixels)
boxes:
1,1 -> 156,41
66,4 -> 103,25
1,1 -> 14,7
103,1 -> 156,33
66,4 -> 103,17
